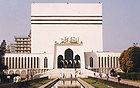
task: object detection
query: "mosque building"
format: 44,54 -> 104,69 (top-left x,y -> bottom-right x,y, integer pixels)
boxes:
3,3 -> 121,78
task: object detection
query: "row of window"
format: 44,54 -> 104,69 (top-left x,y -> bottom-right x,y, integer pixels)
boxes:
99,57 -> 119,68
16,41 -> 30,44
4,57 -> 39,69
16,45 -> 31,47
16,47 -> 31,50
16,51 -> 31,53
16,38 -> 30,41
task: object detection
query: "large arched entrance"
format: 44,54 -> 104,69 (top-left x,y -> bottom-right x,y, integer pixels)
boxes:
57,48 -> 81,69
65,48 -> 74,68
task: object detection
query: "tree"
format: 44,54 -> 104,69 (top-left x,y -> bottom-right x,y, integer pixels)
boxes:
119,46 -> 140,73
0,40 -> 8,82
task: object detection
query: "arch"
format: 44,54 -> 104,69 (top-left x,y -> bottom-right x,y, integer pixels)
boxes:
90,57 -> 93,67
65,48 -> 73,61
9,70 -> 14,75
15,70 -> 20,75
57,55 -> 63,68
4,70 -> 8,74
74,55 -> 80,68
75,55 -> 80,60
64,48 -> 74,68
21,70 -> 26,78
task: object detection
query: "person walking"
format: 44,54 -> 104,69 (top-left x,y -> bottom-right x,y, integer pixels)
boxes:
99,73 -> 102,78
106,74 -> 109,81
117,74 -> 121,83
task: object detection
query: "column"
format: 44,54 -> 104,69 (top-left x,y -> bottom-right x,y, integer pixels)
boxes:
20,57 -> 22,69
35,57 -> 37,68
115,57 -> 117,68
7,57 -> 9,69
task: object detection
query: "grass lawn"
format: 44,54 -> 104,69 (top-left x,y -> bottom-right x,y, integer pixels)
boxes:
28,79 -> 53,88
82,78 -> 111,88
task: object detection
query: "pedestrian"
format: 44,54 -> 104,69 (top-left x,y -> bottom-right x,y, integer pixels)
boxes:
71,74 -> 72,78
99,73 -> 102,78
117,74 -> 121,83
94,73 -> 96,76
13,77 -> 16,83
106,74 -> 109,81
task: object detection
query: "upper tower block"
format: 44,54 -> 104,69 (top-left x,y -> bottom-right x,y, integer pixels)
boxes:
31,3 -> 102,16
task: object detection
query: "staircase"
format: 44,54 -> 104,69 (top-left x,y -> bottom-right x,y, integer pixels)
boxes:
35,69 -> 107,79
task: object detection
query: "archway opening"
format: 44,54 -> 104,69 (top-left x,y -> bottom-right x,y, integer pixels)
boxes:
64,48 -> 74,68
57,55 -> 63,68
74,55 -> 80,68
90,57 -> 93,68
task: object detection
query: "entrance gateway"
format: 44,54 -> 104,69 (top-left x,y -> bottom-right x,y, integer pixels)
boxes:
54,37 -> 85,69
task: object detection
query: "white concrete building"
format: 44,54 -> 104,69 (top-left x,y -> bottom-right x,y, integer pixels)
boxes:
3,3 -> 121,78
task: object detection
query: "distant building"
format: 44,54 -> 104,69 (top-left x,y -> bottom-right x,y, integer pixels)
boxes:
14,35 -> 31,53
6,43 -> 16,53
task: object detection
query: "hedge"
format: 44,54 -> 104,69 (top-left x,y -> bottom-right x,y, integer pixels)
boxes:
119,72 -> 140,80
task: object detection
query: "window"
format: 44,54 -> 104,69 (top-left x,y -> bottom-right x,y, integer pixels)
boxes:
6,57 -> 8,66
99,57 -> 100,68
15,57 -> 17,68
31,57 -> 33,68
102,57 -> 103,67
111,57 -> 112,68
107,57 -> 109,67
12,57 -> 14,68
34,57 -> 36,68
22,57 -> 23,68
28,57 -> 30,68
9,57 -> 11,69
37,57 -> 39,68
44,57 -> 48,68
104,57 -> 106,68
116,57 -> 118,68
90,57 -> 93,67
113,57 -> 115,68
25,57 -> 26,68
18,57 -> 20,68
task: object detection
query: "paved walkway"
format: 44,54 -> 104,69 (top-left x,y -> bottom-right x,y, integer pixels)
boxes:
101,77 -> 140,87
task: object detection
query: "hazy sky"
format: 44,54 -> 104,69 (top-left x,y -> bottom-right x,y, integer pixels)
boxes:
0,0 -> 140,52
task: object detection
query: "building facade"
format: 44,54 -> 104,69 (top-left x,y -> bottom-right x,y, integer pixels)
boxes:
3,3 -> 121,78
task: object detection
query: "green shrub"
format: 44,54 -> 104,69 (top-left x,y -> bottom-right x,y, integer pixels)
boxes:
119,72 -> 140,80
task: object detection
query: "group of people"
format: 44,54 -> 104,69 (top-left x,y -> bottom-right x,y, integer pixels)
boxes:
13,76 -> 21,83
99,73 -> 121,83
